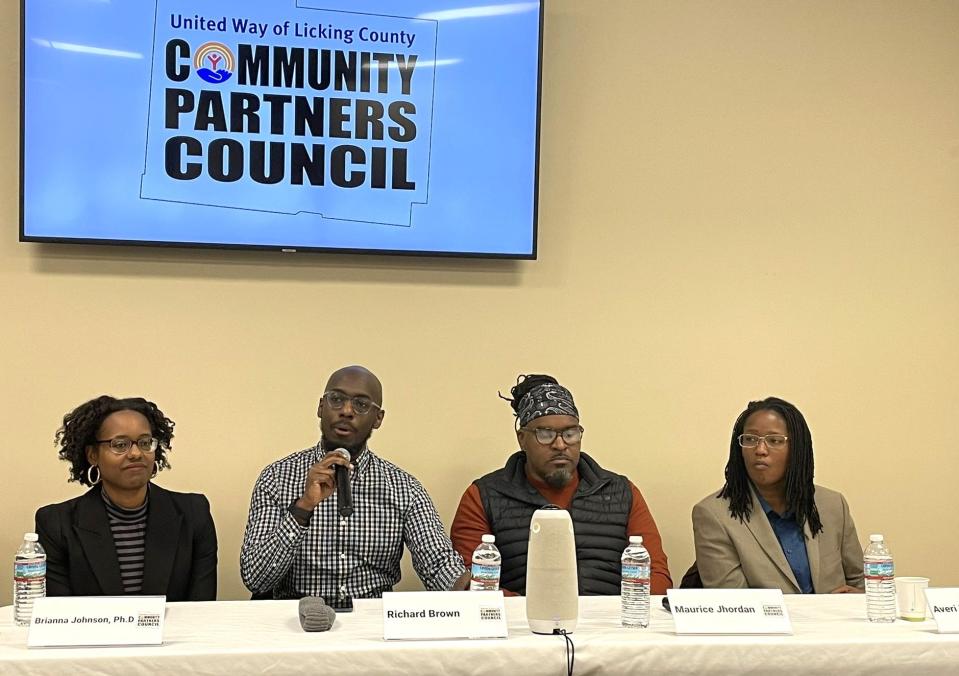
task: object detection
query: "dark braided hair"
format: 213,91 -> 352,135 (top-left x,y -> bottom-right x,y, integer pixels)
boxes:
718,396 -> 823,537
503,374 -> 559,416
55,395 -> 174,486
499,374 -> 562,430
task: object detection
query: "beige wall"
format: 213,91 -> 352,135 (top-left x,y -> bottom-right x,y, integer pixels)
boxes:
3,1 -> 958,606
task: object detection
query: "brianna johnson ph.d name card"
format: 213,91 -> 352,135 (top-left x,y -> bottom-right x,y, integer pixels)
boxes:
27,596 -> 166,647
666,589 -> 792,635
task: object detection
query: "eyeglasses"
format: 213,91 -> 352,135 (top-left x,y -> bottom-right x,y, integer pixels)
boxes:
95,436 -> 159,455
323,390 -> 381,416
738,433 -> 788,449
523,425 -> 584,445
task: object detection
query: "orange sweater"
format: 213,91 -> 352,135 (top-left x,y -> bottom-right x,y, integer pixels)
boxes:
451,472 -> 672,595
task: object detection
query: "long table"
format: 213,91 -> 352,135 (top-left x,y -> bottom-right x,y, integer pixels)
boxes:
2,595 -> 958,675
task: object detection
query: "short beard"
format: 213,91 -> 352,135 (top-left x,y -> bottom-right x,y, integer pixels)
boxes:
321,433 -> 371,459
543,467 -> 573,489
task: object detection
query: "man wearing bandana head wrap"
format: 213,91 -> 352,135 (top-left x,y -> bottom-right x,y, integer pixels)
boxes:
451,374 -> 672,596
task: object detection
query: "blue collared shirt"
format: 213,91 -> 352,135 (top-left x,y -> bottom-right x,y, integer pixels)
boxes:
755,491 -> 814,594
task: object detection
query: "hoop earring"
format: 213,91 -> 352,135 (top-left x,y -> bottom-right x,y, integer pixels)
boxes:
151,461 -> 159,479
87,465 -> 101,485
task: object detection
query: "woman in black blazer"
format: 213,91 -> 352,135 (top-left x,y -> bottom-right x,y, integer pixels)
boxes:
35,396 -> 217,601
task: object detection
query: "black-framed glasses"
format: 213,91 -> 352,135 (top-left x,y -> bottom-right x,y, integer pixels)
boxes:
738,433 -> 788,449
95,436 -> 159,455
323,390 -> 381,416
523,425 -> 584,446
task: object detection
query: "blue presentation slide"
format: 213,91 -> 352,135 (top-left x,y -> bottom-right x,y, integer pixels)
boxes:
22,0 -> 542,257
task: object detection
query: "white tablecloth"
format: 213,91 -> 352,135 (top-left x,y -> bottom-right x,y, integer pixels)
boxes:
2,595 -> 958,675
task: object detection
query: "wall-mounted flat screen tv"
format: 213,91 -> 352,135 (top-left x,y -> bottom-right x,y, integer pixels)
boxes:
21,0 -> 543,258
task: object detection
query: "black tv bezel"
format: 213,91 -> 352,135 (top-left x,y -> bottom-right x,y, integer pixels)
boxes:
18,0 -> 543,261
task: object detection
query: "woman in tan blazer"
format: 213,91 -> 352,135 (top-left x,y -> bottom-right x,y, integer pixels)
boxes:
692,397 -> 864,594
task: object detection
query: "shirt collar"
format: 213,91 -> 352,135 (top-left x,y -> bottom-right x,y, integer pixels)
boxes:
526,468 -> 580,494
753,484 -> 793,519
100,484 -> 150,512
352,446 -> 373,475
317,442 -> 374,476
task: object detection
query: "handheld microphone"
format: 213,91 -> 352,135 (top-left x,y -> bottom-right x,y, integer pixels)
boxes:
328,448 -> 353,517
298,597 -> 336,632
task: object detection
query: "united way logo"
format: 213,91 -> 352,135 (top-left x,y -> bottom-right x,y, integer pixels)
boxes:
194,42 -> 234,84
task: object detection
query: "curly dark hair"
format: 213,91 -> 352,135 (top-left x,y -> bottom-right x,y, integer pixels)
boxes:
718,396 -> 822,537
55,395 -> 174,486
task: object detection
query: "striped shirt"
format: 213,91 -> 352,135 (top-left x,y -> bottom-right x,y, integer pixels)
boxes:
240,444 -> 465,604
101,490 -> 148,594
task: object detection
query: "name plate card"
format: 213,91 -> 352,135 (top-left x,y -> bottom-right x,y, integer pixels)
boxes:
27,596 -> 166,648
924,588 -> 959,633
382,591 -> 507,640
666,589 -> 792,635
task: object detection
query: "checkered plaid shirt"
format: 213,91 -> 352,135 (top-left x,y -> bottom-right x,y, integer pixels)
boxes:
240,444 -> 465,603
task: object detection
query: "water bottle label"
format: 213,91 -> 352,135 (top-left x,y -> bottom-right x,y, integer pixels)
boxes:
14,559 -> 46,581
471,564 -> 500,580
864,561 -> 894,580
622,564 -> 650,583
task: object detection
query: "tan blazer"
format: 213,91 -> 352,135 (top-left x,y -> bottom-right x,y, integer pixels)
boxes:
692,484 -> 864,593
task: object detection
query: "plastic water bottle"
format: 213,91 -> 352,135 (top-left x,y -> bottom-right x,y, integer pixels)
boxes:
864,533 -> 895,623
621,535 -> 651,628
14,533 -> 46,627
469,534 -> 501,591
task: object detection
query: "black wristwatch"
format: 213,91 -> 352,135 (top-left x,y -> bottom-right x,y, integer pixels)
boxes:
288,499 -> 314,526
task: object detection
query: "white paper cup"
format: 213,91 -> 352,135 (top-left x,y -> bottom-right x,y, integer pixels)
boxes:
895,577 -> 930,621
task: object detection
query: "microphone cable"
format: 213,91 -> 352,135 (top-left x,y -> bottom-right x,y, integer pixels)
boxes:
332,460 -> 354,612
554,628 -> 575,676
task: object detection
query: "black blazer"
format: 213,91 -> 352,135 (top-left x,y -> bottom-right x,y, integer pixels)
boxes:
34,484 -> 218,601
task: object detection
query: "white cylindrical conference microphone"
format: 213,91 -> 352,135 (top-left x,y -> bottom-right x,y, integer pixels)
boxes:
298,597 -> 336,632
525,506 -> 578,634
328,448 -> 353,517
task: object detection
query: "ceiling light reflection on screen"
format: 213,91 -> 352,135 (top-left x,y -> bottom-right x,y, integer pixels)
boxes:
417,2 -> 538,22
365,58 -> 461,70
31,38 -> 142,60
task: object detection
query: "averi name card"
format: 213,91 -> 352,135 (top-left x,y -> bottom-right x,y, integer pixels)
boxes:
924,588 -> 959,633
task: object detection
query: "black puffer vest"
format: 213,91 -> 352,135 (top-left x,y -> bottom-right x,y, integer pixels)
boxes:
474,451 -> 631,595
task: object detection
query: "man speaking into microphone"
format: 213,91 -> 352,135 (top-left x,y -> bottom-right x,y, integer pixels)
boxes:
241,365 -> 468,606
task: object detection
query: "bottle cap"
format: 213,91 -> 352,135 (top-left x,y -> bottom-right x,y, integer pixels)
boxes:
481,534 -> 495,544
629,535 -> 643,544
869,534 -> 884,542
24,533 -> 39,542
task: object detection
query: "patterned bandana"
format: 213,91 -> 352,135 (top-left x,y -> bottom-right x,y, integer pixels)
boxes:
516,383 -> 579,428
